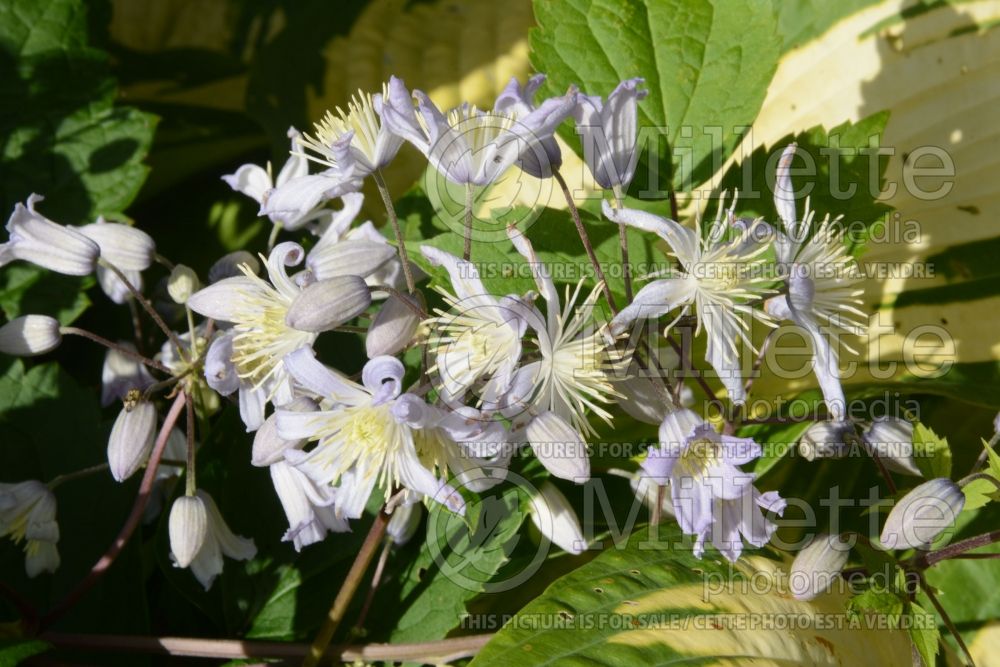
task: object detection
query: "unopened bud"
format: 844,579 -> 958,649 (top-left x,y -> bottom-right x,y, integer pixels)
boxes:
0,315 -> 61,356
525,411 -> 589,482
366,294 -> 420,358
790,533 -> 851,600
307,239 -> 397,281
799,421 -> 854,461
168,494 -> 208,568
107,400 -> 157,482
386,502 -> 422,546
529,481 -> 586,554
880,478 -> 965,550
863,417 -> 920,476
285,276 -> 371,333
167,264 -> 200,304
80,219 -> 155,271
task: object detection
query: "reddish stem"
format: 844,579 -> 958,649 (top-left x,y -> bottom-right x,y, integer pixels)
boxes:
40,392 -> 188,628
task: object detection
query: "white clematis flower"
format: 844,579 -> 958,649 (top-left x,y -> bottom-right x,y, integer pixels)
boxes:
528,481 -> 586,555
574,78 -> 648,190
604,198 -> 775,405
188,242 -> 320,431
223,127 -> 326,231
420,245 -> 527,404
485,226 -> 624,481
275,349 -> 474,519
765,144 -> 866,421
0,194 -> 99,276
0,480 -> 60,577
299,83 -> 405,175
269,460 -> 349,551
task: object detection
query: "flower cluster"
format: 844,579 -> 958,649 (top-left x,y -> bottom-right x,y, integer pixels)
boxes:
0,71 -> 891,586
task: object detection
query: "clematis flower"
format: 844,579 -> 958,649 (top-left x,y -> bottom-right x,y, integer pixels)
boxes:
573,78 -> 648,191
603,199 -> 775,405
880,478 -> 965,550
168,490 -> 256,590
420,245 -> 527,403
0,480 -> 60,577
224,127 -> 339,231
107,400 -> 158,482
484,226 -> 625,481
188,243 -> 321,431
275,350 -> 472,519
269,460 -> 349,551
0,194 -> 99,276
528,481 -> 586,554
764,144 -> 866,421
492,74 -> 578,179
790,533 -> 851,601
641,409 -> 785,562
381,76 -> 573,186
260,158 -> 363,228
299,84 -> 405,175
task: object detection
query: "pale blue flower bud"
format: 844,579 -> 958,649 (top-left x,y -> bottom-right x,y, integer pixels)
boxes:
0,315 -> 61,356
881,478 -> 965,550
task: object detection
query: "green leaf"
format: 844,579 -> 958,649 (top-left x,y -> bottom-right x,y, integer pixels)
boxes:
0,265 -> 93,326
912,423 -> 953,479
982,437 -> 1000,483
389,482 -> 529,643
774,0 -> 881,52
471,527 -> 911,666
848,586 -> 905,628
0,639 -> 51,667
531,0 -> 780,191
0,0 -> 156,224
907,602 -> 940,667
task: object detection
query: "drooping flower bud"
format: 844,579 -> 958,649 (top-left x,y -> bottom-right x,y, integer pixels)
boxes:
0,195 -> 99,276
863,417 -> 921,477
167,264 -> 201,304
307,239 -> 396,282
386,502 -> 422,546
880,478 -> 966,550
529,481 -> 586,554
107,399 -> 158,482
252,397 -> 318,466
799,421 -> 854,461
0,315 -> 61,356
789,533 -> 851,600
168,494 -> 208,568
366,294 -> 420,358
285,276 -> 372,332
79,218 -> 155,271
525,411 -> 590,482
208,250 -> 260,283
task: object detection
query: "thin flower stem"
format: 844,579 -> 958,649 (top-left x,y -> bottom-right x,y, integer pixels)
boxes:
917,571 -> 974,666
868,449 -> 898,495
351,539 -> 393,635
40,631 -> 493,663
958,472 -> 1000,491
665,333 -> 719,408
611,185 -> 633,302
368,284 -> 428,319
302,508 -> 391,667
374,169 -> 416,294
153,253 -> 175,271
184,391 -> 197,496
60,327 -> 170,373
266,222 -> 282,252
47,462 -> 110,490
99,259 -> 187,361
651,485 -> 664,526
668,188 -> 680,222
127,299 -> 145,354
553,169 -> 617,312
922,530 -> 1000,567
464,183 -> 474,261
41,392 -> 188,629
